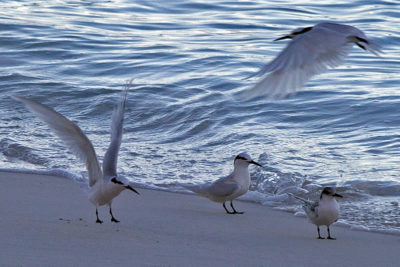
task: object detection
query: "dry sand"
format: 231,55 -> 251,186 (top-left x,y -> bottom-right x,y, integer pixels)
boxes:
0,171 -> 398,266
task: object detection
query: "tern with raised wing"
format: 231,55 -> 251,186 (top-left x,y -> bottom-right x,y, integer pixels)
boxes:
291,187 -> 343,239
13,84 -> 139,223
243,22 -> 381,99
185,152 -> 262,214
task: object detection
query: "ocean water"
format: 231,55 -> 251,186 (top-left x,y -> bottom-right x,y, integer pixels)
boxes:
0,0 -> 399,233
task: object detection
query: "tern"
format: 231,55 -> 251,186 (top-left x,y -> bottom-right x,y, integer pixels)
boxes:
184,152 -> 262,214
291,187 -> 343,239
243,22 -> 381,99
13,85 -> 139,224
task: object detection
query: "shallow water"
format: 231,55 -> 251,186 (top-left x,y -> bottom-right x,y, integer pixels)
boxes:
0,0 -> 399,232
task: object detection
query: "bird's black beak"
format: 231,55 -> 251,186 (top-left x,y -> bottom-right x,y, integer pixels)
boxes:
111,177 -> 140,195
274,35 -> 292,41
250,160 -> 262,167
126,185 -> 140,195
333,193 -> 343,198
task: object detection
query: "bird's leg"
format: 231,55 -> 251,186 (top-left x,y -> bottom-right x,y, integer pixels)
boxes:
327,226 -> 336,240
96,208 -> 103,224
230,201 -> 244,214
223,202 -> 234,214
317,226 -> 324,239
109,205 -> 120,223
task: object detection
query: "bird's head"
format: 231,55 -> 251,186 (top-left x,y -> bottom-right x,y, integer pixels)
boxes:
320,187 -> 343,200
274,26 -> 313,41
234,152 -> 262,168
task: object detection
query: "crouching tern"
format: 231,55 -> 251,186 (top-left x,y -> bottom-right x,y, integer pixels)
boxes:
243,22 -> 381,99
184,153 -> 262,214
13,84 -> 139,224
291,187 -> 343,239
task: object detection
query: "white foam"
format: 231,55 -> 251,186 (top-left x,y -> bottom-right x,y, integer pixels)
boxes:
350,224 -> 371,232
238,190 -> 267,203
0,167 -> 81,181
370,228 -> 400,236
333,220 -> 352,228
294,211 -> 306,218
276,186 -> 309,195
262,193 -> 290,206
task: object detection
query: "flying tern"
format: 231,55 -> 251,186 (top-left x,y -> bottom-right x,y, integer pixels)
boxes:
243,22 -> 381,99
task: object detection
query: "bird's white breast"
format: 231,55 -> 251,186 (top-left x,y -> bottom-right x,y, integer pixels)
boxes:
88,180 -> 125,206
230,167 -> 251,199
314,198 -> 340,226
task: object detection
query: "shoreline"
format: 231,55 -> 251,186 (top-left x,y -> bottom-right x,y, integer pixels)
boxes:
2,167 -> 399,236
0,170 -> 399,266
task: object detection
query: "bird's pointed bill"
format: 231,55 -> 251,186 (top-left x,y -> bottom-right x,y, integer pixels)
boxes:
250,160 -> 262,167
274,35 -> 291,41
126,185 -> 140,195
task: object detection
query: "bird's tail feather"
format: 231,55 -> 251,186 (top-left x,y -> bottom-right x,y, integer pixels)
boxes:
238,73 -> 284,101
287,193 -> 312,205
183,184 -> 210,197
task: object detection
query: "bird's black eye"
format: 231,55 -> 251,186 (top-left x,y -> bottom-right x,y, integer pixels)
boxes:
235,156 -> 248,161
322,187 -> 330,192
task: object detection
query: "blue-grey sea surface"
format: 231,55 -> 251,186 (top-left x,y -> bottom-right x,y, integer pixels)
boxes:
0,0 -> 399,233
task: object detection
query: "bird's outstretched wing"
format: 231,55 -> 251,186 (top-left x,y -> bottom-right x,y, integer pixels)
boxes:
242,26 -> 354,99
13,96 -> 102,186
102,83 -> 129,180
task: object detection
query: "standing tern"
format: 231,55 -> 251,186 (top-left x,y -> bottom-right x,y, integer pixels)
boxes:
243,22 -> 381,99
290,187 -> 343,239
13,85 -> 139,224
185,152 -> 262,214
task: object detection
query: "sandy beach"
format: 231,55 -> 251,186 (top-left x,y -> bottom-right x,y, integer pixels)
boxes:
0,170 -> 398,267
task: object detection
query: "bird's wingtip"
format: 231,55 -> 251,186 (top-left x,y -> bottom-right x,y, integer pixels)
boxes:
11,95 -> 23,102
237,84 -> 287,102
11,95 -> 34,106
